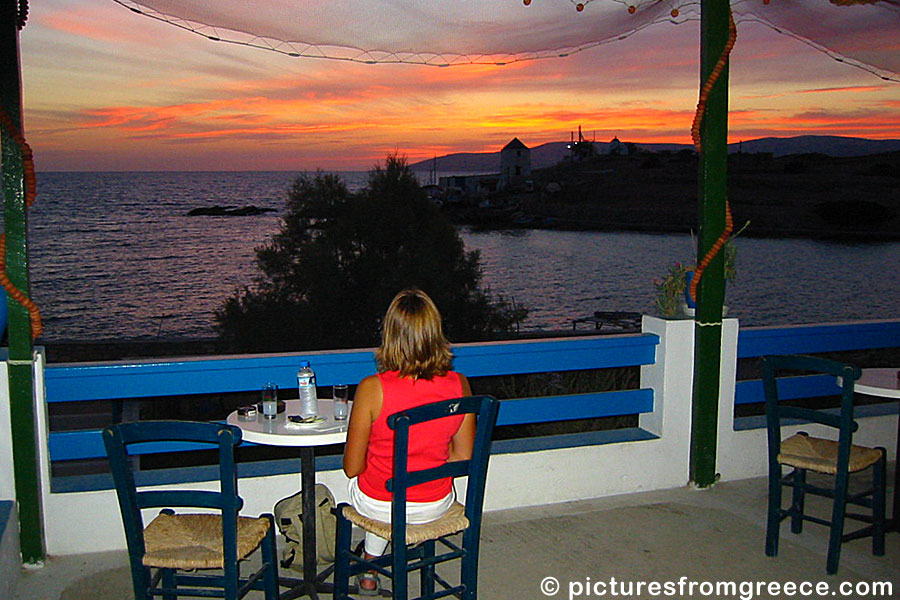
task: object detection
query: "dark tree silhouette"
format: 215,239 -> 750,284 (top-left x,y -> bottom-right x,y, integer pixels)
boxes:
216,155 -> 526,352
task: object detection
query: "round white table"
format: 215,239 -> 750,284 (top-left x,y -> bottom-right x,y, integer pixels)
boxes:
229,399 -> 349,446
853,368 -> 900,534
856,368 -> 900,400
228,399 -> 349,600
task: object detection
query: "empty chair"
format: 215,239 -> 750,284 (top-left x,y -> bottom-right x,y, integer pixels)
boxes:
763,355 -> 886,574
333,395 -> 499,600
103,420 -> 279,600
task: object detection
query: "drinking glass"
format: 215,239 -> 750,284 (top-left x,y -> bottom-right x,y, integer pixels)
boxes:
333,384 -> 349,420
261,382 -> 279,419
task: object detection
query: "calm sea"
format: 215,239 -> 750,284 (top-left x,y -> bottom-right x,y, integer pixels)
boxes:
18,171 -> 900,342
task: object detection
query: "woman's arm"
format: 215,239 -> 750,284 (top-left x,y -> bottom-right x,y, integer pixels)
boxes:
342,375 -> 382,478
448,374 -> 476,462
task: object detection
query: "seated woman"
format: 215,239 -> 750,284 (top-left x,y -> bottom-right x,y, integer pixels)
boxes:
342,288 -> 475,594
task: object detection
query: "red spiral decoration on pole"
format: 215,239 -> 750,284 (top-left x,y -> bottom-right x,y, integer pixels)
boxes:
0,106 -> 43,340
688,7 -> 737,305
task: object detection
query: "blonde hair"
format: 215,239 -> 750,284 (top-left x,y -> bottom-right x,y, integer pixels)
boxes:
374,288 -> 453,380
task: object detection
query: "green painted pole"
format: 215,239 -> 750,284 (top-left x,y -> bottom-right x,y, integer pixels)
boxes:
690,0 -> 730,487
1,0 -> 45,562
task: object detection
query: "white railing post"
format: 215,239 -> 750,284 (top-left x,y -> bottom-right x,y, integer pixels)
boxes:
639,316 -> 696,486
640,316 -> 740,485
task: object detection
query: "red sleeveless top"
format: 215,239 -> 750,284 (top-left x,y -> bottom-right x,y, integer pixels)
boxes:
357,370 -> 465,502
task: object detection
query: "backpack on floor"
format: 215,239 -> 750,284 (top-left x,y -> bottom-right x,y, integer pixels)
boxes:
274,483 -> 336,569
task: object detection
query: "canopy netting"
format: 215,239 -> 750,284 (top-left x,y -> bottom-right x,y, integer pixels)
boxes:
114,0 -> 900,81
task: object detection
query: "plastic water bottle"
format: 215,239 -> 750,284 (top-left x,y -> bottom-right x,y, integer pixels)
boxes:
297,361 -> 318,418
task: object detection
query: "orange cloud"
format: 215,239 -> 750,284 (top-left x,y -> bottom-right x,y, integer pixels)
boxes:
797,85 -> 890,95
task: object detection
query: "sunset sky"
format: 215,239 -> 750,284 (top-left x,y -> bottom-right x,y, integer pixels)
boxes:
17,0 -> 900,172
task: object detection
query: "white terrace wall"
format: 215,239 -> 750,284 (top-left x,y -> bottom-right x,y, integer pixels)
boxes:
7,318 -> 896,555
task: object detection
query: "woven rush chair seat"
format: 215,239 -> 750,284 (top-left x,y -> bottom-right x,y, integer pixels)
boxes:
143,513 -> 271,569
778,433 -> 885,475
340,501 -> 468,545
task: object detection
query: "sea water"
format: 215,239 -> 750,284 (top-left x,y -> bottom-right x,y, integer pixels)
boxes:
18,171 -> 900,342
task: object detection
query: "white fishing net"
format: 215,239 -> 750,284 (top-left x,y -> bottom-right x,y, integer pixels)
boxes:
114,0 -> 900,80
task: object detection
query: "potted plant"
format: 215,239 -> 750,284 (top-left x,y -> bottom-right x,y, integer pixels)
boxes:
654,238 -> 738,318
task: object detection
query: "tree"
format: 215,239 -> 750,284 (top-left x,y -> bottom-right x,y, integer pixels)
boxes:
215,155 -> 526,352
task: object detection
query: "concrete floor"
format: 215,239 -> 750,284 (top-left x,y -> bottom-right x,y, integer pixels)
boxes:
12,475 -> 900,599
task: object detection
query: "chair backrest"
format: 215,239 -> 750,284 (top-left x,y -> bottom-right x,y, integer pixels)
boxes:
102,421 -> 245,558
385,395 -> 499,534
762,354 -> 861,468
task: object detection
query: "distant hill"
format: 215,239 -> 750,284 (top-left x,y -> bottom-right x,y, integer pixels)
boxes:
726,136 -> 900,157
410,135 -> 900,173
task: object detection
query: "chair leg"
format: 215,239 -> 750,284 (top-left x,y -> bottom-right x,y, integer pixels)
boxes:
334,510 -> 353,600
224,558 -> 239,600
393,539 -> 408,600
129,562 -> 152,600
765,465 -> 782,557
826,471 -> 850,575
161,568 -> 176,600
419,540 -> 435,600
460,529 -> 481,600
872,449 -> 886,557
790,468 -> 806,535
262,517 -> 280,600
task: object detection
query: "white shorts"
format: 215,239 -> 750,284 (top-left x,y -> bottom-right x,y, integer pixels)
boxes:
348,477 -> 455,556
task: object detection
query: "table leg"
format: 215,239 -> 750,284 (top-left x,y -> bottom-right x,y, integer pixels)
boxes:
891,412 -> 899,532
301,447 -> 319,591
279,447 -> 322,600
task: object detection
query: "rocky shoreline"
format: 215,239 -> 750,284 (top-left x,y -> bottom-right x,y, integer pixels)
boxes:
448,150 -> 900,241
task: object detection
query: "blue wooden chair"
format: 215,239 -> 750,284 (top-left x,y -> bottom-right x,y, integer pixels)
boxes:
103,421 -> 280,600
762,355 -> 886,574
333,395 -> 499,600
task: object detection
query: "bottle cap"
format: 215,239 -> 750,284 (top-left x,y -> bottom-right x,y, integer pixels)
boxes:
299,360 -> 310,368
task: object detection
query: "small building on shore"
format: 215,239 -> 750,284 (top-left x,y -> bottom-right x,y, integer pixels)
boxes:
438,137 -> 531,197
500,137 -> 531,188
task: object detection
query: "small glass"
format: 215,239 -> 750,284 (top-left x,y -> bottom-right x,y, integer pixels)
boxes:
333,384 -> 349,420
261,382 -> 279,420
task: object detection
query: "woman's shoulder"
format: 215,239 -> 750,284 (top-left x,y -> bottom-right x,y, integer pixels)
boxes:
358,373 -> 383,389
354,374 -> 384,418
450,371 -> 470,394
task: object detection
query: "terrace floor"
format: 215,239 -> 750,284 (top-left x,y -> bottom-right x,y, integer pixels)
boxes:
12,473 -> 900,599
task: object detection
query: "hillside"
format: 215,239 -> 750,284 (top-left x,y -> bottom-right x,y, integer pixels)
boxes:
410,135 -> 900,174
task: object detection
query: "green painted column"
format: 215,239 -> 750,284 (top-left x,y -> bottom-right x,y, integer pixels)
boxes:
1,0 -> 44,562
690,0 -> 731,487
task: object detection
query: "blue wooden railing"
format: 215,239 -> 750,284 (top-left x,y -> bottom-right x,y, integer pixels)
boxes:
734,320 -> 900,407
44,319 -> 900,488
46,334 -> 660,465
